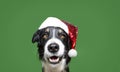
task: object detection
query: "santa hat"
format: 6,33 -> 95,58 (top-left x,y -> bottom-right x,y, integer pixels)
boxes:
39,17 -> 78,57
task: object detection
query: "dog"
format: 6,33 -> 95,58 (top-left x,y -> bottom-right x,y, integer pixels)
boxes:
32,27 -> 71,72
32,17 -> 78,72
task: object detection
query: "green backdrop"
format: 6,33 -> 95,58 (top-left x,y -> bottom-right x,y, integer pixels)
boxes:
0,0 -> 120,72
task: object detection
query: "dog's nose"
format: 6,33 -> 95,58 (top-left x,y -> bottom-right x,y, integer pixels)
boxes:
48,43 -> 59,53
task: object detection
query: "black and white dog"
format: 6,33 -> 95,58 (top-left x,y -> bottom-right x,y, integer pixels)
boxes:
32,17 -> 78,72
32,27 -> 71,72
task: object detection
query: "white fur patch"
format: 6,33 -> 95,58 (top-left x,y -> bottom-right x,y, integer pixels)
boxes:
43,27 -> 67,72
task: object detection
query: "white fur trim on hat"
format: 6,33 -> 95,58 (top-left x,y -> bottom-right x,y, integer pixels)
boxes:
38,17 -> 69,34
68,49 -> 77,57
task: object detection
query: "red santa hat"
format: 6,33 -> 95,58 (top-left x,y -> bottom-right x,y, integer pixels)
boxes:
39,17 -> 78,57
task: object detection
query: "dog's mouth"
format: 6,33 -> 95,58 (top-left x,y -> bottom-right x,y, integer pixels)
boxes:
48,56 -> 62,64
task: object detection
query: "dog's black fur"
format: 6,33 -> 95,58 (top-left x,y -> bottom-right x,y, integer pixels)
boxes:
32,27 -> 72,72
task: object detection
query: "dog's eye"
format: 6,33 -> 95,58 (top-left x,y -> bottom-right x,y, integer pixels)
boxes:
45,28 -> 50,32
59,34 -> 65,39
42,34 -> 48,39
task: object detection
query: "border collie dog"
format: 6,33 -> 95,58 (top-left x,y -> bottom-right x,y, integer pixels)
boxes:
32,17 -> 78,72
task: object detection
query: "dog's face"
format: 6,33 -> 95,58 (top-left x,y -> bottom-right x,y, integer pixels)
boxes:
32,27 -> 71,65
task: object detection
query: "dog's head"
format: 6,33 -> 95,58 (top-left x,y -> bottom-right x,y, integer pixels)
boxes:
32,26 -> 71,64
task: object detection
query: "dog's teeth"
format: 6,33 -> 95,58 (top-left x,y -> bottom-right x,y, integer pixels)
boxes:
56,58 -> 59,62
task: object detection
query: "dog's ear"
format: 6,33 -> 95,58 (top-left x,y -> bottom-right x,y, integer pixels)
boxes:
32,30 -> 40,43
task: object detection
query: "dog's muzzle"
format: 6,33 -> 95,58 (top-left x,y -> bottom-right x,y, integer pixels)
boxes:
47,43 -> 62,64
44,38 -> 65,64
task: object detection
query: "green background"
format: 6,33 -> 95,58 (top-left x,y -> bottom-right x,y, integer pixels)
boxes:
0,0 -> 120,72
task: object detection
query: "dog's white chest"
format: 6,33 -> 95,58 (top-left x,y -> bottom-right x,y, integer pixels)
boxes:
42,59 -> 66,72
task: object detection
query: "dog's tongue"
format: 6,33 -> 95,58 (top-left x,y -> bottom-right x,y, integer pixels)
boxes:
50,56 -> 58,60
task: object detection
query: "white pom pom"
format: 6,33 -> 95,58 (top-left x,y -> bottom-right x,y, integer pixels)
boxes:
68,49 -> 77,57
